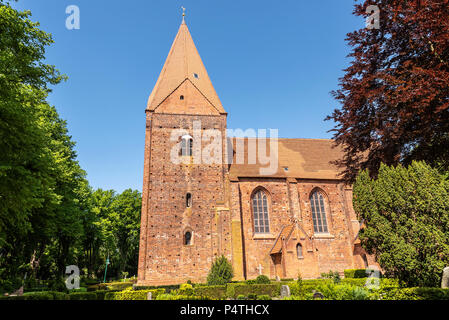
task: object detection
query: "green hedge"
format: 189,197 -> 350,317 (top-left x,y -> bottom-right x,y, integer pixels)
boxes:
193,285 -> 226,300
68,292 -> 98,300
226,283 -> 280,298
132,284 -> 179,293
104,289 -> 165,300
0,291 -> 70,300
344,269 -> 368,279
375,287 -> 449,300
155,294 -> 210,300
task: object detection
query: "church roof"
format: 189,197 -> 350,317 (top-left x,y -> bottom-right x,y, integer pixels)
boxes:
147,21 -> 225,114
228,138 -> 345,180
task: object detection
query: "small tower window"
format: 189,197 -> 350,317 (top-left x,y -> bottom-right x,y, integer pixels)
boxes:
180,95 -> 184,100
186,193 -> 192,208
181,135 -> 193,156
193,73 -> 199,79
184,231 -> 192,245
296,243 -> 303,259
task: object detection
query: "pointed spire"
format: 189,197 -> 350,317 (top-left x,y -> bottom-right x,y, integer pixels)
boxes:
147,18 -> 225,114
181,6 -> 186,24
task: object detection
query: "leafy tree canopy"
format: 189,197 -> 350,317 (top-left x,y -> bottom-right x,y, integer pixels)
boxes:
327,0 -> 449,182
353,161 -> 449,287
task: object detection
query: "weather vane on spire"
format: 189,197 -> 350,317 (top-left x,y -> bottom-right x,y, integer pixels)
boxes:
181,6 -> 186,23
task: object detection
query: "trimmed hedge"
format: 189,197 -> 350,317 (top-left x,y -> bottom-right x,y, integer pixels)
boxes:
375,287 -> 449,300
104,289 -> 165,300
68,292 -> 98,300
132,284 -> 179,293
193,285 -> 226,300
226,283 -> 280,298
344,269 -> 368,279
155,294 -> 210,300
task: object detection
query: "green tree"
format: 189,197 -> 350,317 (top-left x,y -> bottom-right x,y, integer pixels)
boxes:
353,161 -> 449,287
207,255 -> 234,285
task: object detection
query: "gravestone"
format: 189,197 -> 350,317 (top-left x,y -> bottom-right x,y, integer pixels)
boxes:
11,286 -> 23,296
312,291 -> 324,299
147,291 -> 153,300
442,267 -> 449,289
280,285 -> 291,298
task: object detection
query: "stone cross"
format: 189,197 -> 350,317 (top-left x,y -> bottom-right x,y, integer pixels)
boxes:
442,267 -> 449,289
257,264 -> 263,275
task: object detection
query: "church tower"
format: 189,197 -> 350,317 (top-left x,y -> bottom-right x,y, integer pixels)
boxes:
137,18 -> 232,285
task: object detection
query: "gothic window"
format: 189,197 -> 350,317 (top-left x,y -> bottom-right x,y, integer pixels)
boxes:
184,231 -> 192,245
310,190 -> 329,233
296,243 -> 303,259
251,189 -> 270,234
186,193 -> 192,208
181,135 -> 193,156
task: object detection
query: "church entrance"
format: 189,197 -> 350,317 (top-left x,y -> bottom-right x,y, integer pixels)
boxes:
271,253 -> 284,279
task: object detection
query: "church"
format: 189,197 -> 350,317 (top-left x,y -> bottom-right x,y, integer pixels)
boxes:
136,17 -> 376,286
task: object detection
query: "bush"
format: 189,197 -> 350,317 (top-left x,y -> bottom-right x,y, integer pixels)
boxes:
321,271 -> 341,283
344,269 -> 368,279
236,294 -> 246,300
193,285 -> 226,300
257,294 -> 271,300
353,162 -> 449,287
68,292 -> 98,300
179,283 -> 194,296
109,288 -> 165,300
247,293 -> 257,300
22,292 -> 54,300
226,283 -> 280,299
372,287 -> 449,300
207,255 -> 234,285
255,275 -> 270,284
156,294 -> 210,300
132,284 -> 179,293
316,282 -> 370,300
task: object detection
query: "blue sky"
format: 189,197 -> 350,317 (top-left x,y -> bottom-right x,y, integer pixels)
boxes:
13,0 -> 364,192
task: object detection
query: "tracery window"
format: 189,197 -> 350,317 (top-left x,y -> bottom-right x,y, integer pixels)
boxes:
251,189 -> 270,233
310,190 -> 329,233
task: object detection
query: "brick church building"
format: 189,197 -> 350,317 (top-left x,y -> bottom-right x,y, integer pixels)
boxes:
137,19 -> 376,286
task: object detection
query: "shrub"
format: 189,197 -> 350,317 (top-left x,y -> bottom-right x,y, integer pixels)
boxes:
132,284 -> 179,293
207,255 -> 234,285
316,282 -> 370,300
179,283 -> 194,296
193,285 -> 226,300
111,288 -> 165,300
95,290 -> 111,300
321,271 -> 341,283
104,282 -> 133,291
255,275 -> 270,284
48,291 -> 69,300
353,162 -> 449,287
68,292 -> 98,300
372,287 -> 449,300
226,283 -> 280,299
236,294 -> 246,300
247,293 -> 257,300
344,269 -> 368,279
156,294 -> 210,300
22,292 -> 54,300
257,294 -> 271,300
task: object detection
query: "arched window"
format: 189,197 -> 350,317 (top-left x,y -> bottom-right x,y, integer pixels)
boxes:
181,135 -> 193,156
184,231 -> 192,245
310,190 -> 329,233
296,243 -> 303,259
251,189 -> 270,234
186,193 -> 192,208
